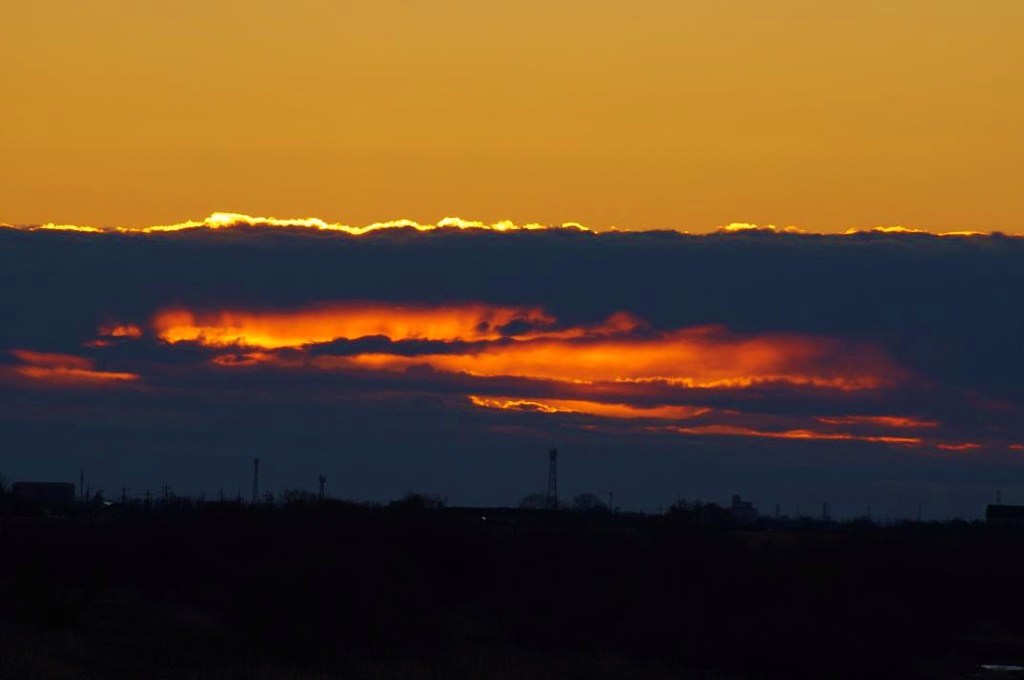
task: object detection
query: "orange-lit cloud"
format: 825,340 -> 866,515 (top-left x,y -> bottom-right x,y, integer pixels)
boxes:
315,326 -> 900,391
210,352 -> 281,367
468,395 -> 709,421
85,323 -> 144,347
467,393 -> 945,448
9,350 -> 139,385
154,303 -> 560,348
99,323 -> 143,338
3,213 -> 1013,237
169,305 -> 900,392
719,223 -> 807,234
936,443 -> 983,452
817,416 -> 938,429
18,212 -> 592,235
842,226 -> 988,237
665,424 -> 923,447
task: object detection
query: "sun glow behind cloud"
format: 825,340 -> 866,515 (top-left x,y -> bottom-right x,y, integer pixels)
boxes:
153,304 -> 563,348
95,300 -> 986,451
13,212 -> 592,235
314,329 -> 899,391
8,350 -> 139,385
148,303 -> 900,392
1,213 -> 1012,238
468,395 -> 710,421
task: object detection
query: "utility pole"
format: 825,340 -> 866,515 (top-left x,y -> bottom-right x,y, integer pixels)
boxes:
318,475 -> 327,501
252,458 -> 260,505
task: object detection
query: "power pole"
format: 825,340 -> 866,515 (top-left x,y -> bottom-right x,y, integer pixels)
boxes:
546,446 -> 558,510
252,458 -> 260,505
318,475 -> 327,501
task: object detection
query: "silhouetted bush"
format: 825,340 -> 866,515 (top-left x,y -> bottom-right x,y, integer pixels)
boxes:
1,504 -> 1022,678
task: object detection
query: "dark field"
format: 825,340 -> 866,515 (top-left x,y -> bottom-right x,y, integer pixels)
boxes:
2,501 -> 1024,679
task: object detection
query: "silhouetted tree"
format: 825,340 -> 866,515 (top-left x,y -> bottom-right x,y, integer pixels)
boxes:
667,498 -> 733,525
390,492 -> 445,510
518,492 -> 548,509
571,492 -> 609,513
281,489 -> 316,506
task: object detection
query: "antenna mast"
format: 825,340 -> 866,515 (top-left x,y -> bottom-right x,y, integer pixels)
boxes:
546,446 -> 558,510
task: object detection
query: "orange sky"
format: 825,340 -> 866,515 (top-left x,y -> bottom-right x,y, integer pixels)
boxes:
2,1 -> 1022,232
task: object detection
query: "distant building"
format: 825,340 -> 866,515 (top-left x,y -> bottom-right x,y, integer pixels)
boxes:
986,504 -> 1024,526
11,482 -> 76,507
730,494 -> 758,523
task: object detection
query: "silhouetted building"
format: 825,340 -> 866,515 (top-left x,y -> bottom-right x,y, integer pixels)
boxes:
730,494 -> 758,523
12,482 -> 76,507
986,504 -> 1024,526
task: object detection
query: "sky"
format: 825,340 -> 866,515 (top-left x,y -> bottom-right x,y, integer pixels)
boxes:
2,3 -> 1023,519
2,1 -> 1023,232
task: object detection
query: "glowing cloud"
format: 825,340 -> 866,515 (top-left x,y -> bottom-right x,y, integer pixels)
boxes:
16,212 -> 593,235
98,323 -> 143,339
9,350 -> 139,385
936,443 -> 983,452
318,326 -> 901,391
665,424 -> 923,447
2,213 -> 1010,237
154,303 -> 560,348
468,395 -> 709,421
816,416 -> 938,429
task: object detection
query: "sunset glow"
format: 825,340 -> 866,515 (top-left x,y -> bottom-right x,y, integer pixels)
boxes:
98,324 -> 143,339
9,350 -> 140,385
316,328 -> 899,391
468,395 -> 709,421
666,424 -> 924,447
153,302 -> 893,392
13,213 -> 592,235
3,213 -> 1016,238
153,304 -> 558,348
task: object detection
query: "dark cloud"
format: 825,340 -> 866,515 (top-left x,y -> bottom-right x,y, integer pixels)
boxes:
1,224 -> 1022,518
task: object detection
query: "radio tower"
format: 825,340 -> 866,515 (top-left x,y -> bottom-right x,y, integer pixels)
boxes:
546,445 -> 558,510
252,458 -> 260,505
318,474 -> 327,501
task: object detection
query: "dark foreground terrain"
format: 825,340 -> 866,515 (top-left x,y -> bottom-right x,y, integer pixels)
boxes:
2,501 -> 1024,679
